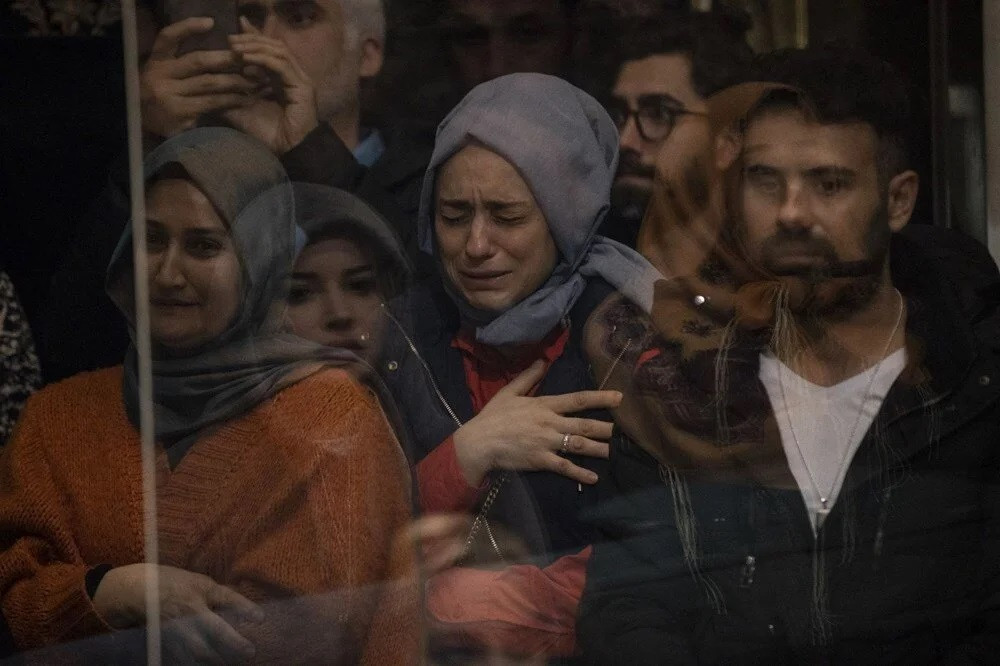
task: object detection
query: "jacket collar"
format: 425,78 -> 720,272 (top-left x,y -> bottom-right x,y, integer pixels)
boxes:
881,230 -> 991,417
838,231 -> 1000,499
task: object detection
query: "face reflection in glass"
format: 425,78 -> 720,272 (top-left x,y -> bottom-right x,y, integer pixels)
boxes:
612,54 -> 708,198
740,108 -> 888,278
145,178 -> 243,353
286,236 -> 384,361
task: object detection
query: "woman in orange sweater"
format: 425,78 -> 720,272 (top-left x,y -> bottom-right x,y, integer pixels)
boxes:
0,128 -> 417,664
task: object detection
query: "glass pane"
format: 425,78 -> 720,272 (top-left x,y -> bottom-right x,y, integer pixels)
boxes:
1,2 -> 996,664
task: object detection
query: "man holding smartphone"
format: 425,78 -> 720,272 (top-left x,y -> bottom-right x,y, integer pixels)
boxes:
143,1 -> 383,156
39,0 -> 436,382
140,0 -> 434,270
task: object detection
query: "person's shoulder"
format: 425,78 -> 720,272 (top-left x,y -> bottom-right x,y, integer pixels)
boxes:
261,367 -> 405,462
274,366 -> 375,413
11,366 -> 125,445
29,366 -> 123,407
896,225 -> 999,288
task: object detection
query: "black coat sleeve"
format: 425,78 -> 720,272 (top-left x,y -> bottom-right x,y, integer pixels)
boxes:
577,432 -> 702,665
940,403 -> 1000,664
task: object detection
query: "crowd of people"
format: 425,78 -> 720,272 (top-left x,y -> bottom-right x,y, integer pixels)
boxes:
1,1 -> 999,664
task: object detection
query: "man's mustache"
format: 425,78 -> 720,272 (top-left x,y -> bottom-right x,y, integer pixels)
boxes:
760,231 -> 881,279
617,150 -> 655,180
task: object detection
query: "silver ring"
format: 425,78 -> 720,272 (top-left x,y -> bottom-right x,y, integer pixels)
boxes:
560,433 -> 571,455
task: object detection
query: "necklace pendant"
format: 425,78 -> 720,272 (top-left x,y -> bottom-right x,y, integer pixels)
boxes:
820,497 -> 828,510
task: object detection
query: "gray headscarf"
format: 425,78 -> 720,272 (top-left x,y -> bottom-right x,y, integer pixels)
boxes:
417,73 -> 662,346
293,183 -> 412,298
107,127 -> 356,467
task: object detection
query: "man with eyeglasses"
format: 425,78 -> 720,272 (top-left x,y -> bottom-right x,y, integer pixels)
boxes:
600,10 -> 753,248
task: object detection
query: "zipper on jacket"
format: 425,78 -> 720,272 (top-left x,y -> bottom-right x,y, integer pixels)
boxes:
381,303 -> 463,428
382,303 -> 511,560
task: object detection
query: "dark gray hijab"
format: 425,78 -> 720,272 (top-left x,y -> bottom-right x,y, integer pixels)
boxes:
292,183 -> 412,298
107,128 -> 357,467
417,73 -> 662,346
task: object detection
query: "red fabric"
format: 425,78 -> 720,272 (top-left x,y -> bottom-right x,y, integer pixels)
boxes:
452,325 -> 570,412
417,325 -> 580,657
415,326 -> 570,513
427,547 -> 590,658
417,436 -> 488,514
637,347 -> 662,368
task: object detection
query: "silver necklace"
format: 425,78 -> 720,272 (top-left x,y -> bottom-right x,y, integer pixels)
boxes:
777,289 -> 904,518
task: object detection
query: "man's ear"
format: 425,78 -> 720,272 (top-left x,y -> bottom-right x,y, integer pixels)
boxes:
887,169 -> 919,233
358,37 -> 385,79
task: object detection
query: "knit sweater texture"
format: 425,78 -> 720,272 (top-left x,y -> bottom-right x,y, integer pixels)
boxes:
0,366 -> 419,664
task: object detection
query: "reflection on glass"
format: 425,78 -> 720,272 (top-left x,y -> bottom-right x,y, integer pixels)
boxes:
0,128 -> 417,664
3,2 -> 998,664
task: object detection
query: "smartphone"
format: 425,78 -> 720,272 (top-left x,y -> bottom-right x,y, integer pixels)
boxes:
165,0 -> 241,55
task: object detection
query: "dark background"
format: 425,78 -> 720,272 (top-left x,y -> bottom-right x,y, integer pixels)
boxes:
0,0 -> 985,341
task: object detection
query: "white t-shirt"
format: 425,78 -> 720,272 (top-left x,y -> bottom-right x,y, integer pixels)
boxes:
758,348 -> 907,532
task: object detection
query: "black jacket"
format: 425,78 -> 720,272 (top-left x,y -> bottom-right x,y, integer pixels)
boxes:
377,276 -> 615,563
578,228 -> 1000,664
38,124 -> 432,383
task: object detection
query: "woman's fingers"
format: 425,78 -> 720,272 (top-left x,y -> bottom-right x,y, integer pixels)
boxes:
540,389 -> 623,414
194,610 -> 257,663
552,432 -> 610,459
405,514 -> 472,575
544,453 -> 600,485
554,416 -> 614,442
163,628 -> 222,666
499,360 -> 547,397
204,582 -> 264,624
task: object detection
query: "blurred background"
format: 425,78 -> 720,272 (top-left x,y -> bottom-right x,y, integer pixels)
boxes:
1,0 -> 996,341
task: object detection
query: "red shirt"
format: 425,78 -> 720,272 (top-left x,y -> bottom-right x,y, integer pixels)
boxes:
414,326 -> 586,658
415,326 -> 569,514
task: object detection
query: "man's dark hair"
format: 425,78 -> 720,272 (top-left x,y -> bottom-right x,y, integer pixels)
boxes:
612,9 -> 754,98
750,43 -> 913,182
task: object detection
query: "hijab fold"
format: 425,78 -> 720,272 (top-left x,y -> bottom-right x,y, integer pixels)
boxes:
417,73 -> 663,346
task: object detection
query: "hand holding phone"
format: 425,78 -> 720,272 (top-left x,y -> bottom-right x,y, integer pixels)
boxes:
139,10 -> 256,140
165,0 -> 241,55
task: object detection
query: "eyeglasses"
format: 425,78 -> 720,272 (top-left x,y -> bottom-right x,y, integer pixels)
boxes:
606,97 -> 708,142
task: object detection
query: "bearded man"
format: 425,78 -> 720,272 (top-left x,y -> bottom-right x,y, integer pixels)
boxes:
578,44 -> 1000,664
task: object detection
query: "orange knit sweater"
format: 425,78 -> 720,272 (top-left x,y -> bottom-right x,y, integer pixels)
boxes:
0,366 -> 420,664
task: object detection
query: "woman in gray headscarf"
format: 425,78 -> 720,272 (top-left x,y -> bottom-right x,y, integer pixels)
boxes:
377,73 -> 660,657
285,183 -> 412,364
0,128 -> 418,664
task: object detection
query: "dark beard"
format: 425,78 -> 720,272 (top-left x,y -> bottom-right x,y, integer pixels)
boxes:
605,180 -> 650,248
752,201 -> 892,323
